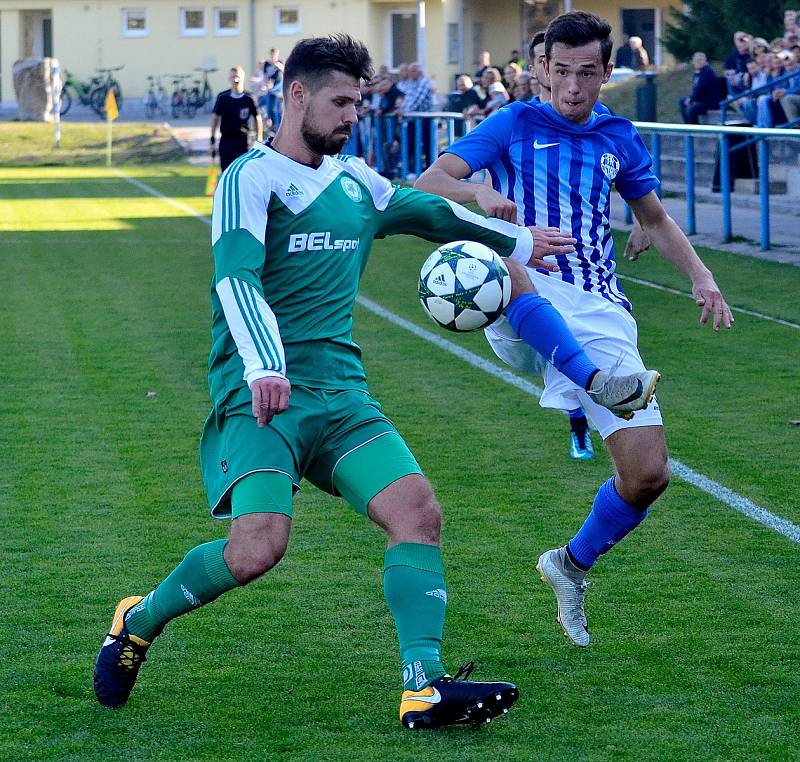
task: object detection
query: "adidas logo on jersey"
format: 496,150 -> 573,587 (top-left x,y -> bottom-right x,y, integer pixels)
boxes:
285,183 -> 303,198
288,232 -> 360,253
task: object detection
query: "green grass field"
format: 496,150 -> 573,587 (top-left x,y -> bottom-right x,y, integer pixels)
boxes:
1,163 -> 799,761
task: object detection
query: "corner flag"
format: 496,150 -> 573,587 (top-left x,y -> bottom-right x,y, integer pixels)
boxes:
105,89 -> 119,121
205,161 -> 220,196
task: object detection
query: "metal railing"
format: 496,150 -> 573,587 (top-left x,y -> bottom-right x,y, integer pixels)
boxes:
342,112 -> 799,252
628,122 -> 799,251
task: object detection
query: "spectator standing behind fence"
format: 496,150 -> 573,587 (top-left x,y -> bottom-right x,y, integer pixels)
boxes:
725,32 -> 752,94
680,52 -> 719,124
512,71 -> 536,102
400,62 -> 435,171
628,36 -> 650,70
262,49 -> 284,131
210,66 -> 263,171
474,50 -> 492,80
615,34 -> 633,67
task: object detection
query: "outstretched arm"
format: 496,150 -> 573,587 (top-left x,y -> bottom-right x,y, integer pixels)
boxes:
628,191 -> 734,330
415,154 -> 576,260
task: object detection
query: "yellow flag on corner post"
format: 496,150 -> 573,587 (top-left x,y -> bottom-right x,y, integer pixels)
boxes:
205,162 -> 220,196
105,89 -> 118,166
105,89 -> 119,121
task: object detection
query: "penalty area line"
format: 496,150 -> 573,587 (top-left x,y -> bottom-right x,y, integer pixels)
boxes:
112,169 -> 800,546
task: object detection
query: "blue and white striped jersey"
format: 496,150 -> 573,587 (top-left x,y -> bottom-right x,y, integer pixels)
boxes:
445,100 -> 659,310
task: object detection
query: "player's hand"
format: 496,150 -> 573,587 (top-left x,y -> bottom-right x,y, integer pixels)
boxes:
623,227 -> 652,260
524,226 -> 575,271
474,185 -> 518,222
251,376 -> 291,427
692,274 -> 734,331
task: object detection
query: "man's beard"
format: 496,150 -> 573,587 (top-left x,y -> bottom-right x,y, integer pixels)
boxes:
300,111 -> 351,156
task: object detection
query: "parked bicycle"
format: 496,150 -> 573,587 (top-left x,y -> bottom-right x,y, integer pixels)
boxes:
93,66 -> 124,119
144,75 -> 168,119
192,67 -> 217,113
170,74 -> 196,119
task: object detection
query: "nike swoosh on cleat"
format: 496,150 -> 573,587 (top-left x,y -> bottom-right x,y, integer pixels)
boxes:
533,140 -> 560,149
616,380 -> 643,405
402,687 -> 442,705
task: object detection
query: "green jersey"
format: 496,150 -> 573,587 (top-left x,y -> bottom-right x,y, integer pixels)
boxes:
209,143 -> 533,411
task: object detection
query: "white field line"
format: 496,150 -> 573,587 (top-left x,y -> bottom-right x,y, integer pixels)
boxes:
113,169 -> 800,545
618,274 -> 800,331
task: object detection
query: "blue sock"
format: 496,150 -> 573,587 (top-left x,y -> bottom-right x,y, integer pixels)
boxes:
567,478 -> 647,569
505,293 -> 598,390
568,407 -> 585,421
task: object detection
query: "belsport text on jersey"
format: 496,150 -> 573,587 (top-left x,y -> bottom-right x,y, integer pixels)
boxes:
288,232 -> 360,253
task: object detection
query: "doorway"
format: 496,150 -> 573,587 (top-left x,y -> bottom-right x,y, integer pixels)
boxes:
621,9 -> 655,67
390,11 -> 417,68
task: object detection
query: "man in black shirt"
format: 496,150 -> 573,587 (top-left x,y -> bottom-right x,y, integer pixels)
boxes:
724,32 -> 752,95
210,66 -> 263,171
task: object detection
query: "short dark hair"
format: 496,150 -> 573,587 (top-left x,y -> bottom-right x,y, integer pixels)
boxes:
545,11 -> 613,69
283,34 -> 374,91
528,31 -> 546,60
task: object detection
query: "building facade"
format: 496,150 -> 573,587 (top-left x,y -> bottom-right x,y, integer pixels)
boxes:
0,0 -> 678,104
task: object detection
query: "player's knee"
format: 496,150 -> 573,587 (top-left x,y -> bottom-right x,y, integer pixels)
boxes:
628,459 -> 670,505
376,476 -> 441,545
225,516 -> 290,583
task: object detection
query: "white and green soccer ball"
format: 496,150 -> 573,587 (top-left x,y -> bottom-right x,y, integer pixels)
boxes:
418,241 -> 511,332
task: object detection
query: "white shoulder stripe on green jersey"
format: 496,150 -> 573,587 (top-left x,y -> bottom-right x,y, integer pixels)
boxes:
217,276 -> 286,380
222,149 -> 262,234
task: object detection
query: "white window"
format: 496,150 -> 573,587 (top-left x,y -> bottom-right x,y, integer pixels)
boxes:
122,8 -> 148,37
180,8 -> 207,36
275,7 -> 300,35
214,7 -> 240,36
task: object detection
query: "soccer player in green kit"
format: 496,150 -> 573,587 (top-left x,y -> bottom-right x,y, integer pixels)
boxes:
93,33 -> 656,728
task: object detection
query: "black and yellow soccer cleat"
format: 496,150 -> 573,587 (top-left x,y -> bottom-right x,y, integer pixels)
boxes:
400,662 -> 519,729
93,596 -> 151,708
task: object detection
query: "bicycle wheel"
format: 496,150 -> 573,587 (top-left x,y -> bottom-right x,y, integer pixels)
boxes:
59,88 -> 73,116
90,87 -> 107,118
202,83 -> 213,113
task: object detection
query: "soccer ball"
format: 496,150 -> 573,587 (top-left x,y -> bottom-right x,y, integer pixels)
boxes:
418,241 -> 511,332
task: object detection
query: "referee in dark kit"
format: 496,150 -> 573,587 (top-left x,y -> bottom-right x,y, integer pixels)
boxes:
210,66 -> 263,171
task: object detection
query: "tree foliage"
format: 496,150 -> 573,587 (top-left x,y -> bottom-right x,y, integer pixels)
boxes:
663,0 -> 793,62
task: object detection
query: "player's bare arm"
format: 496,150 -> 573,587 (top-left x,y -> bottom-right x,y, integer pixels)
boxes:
623,218 -> 652,261
416,154 -> 574,265
251,375 -> 291,427
629,191 -> 734,331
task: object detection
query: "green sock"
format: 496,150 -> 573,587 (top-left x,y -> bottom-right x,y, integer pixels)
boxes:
383,542 -> 448,691
125,539 -> 240,642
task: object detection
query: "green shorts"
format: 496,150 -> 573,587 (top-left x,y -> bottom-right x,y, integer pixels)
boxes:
200,386 -> 421,519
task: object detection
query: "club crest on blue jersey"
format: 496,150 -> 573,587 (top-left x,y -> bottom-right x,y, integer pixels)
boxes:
340,176 -> 363,203
600,152 -> 620,180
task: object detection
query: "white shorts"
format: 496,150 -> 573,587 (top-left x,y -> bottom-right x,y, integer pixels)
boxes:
484,269 -> 663,440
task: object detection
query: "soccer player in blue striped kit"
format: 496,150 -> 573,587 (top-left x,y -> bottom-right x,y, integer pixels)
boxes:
417,11 -> 734,646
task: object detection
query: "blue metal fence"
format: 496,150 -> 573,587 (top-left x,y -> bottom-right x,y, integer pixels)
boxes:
343,112 -> 799,252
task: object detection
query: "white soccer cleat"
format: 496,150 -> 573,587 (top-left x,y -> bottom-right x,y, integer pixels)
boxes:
536,547 -> 590,647
587,368 -> 660,420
